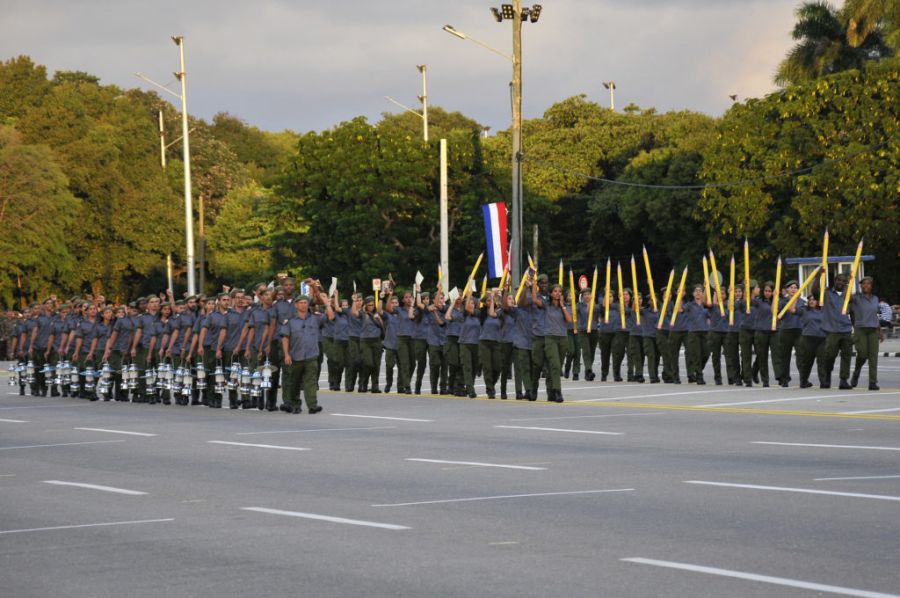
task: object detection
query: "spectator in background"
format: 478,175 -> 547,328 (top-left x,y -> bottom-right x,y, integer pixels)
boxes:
878,298 -> 893,332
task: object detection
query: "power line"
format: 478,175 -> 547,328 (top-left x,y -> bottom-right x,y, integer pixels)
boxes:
520,139 -> 889,191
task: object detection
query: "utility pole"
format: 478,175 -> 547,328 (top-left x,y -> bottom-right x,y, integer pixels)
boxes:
510,0 -> 524,285
172,35 -> 196,297
440,139 -> 449,287
158,110 -> 166,168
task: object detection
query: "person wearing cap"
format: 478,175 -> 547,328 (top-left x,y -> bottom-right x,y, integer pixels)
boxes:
345,293 -> 363,392
93,306 -> 114,399
444,293 -> 465,396
454,293 -> 481,398
244,288 -> 275,408
542,284 -> 572,402
102,304 -> 133,401
849,276 -> 882,391
412,289 -> 431,394
478,290 -> 503,399
48,303 -> 68,397
576,288 -> 599,381
358,294 -> 385,393
609,288 -> 633,383
683,284 -> 712,385
130,295 -> 161,403
775,279 -> 804,387
329,292 -> 350,392
188,297 -> 216,406
71,303 -> 99,400
218,290 -> 247,408
424,292 -> 448,395
666,285 -> 691,384
498,286 -> 516,399
736,280 -> 760,386
640,290 -> 661,383
393,289 -> 418,394
627,291 -> 645,383
198,294 -> 229,407
381,291 -> 401,394
722,286 -> 743,385
266,277 -> 297,406
751,281 -> 776,387
502,287 -> 533,400
27,299 -> 56,396
822,273 -> 854,389
797,292 -> 827,388
280,292 -> 334,414
525,273 -> 550,396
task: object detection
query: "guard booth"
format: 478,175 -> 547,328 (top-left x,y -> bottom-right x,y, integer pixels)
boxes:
784,255 -> 875,298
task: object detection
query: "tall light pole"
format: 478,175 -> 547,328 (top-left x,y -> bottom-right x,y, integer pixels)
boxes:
172,35 -> 196,296
385,64 -> 429,142
417,64 -> 429,142
443,3 -> 542,283
603,81 -> 616,111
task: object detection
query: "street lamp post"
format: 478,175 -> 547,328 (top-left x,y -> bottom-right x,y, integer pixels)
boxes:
443,3 -> 542,283
603,81 -> 616,111
418,64 -> 429,142
172,35 -> 196,297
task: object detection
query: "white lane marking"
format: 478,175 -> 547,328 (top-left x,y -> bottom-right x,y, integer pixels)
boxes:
406,458 -> 546,471
701,391 -> 900,407
0,518 -> 175,536
843,407 -> 900,414
622,557 -> 900,598
373,488 -> 634,507
574,389 -> 748,402
242,507 -> 410,530
508,412 -> 659,422
42,480 -> 147,496
207,441 -> 309,451
0,418 -> 29,423
494,425 -> 623,436
752,441 -> 900,452
75,427 -> 157,437
815,475 -> 900,481
0,440 -> 124,451
684,481 -> 900,503
236,426 -> 396,436
331,413 -> 433,423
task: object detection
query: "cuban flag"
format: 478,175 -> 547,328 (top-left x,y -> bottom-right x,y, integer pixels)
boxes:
482,202 -> 509,278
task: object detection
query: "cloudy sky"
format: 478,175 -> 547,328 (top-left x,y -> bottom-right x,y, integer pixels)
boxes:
2,0 -> 799,133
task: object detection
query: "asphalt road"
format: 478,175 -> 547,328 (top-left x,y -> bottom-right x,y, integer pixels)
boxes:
1,358 -> 899,598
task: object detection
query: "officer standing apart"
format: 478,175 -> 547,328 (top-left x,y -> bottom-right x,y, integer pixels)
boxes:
281,292 -> 334,414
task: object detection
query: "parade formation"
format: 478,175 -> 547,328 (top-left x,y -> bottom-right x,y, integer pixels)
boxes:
4,235 -> 885,415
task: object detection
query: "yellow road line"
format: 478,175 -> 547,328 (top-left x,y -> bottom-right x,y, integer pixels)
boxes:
320,390 -> 900,421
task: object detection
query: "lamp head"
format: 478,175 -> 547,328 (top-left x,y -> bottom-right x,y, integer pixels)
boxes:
443,25 -> 466,39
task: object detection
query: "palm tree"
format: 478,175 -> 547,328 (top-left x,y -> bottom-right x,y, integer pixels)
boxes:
843,0 -> 900,50
775,1 -> 890,86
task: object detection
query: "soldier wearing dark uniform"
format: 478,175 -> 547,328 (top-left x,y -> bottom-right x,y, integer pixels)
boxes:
280,294 -> 333,414
849,276 -> 882,391
797,294 -> 827,388
776,280 -> 804,387
358,295 -> 384,393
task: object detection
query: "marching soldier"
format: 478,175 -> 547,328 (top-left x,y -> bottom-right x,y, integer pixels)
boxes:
849,276 -> 882,391
280,292 -> 333,414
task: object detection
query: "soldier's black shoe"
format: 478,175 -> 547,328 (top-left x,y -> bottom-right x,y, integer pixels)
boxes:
309,406 -> 323,414
467,391 -> 477,399
636,376 -> 645,383
839,379 -> 852,390
383,384 -> 392,393
613,376 -> 623,382
715,378 -> 723,386
753,373 -> 760,383
290,405 -> 302,414
779,380 -> 789,388
762,382 -> 770,388
572,373 -> 579,381
454,391 -> 466,397
744,381 -> 753,387
487,392 -> 496,399
696,377 -> 706,385
601,375 -> 608,382
585,371 -> 595,381
850,370 -> 860,388
515,393 -> 524,400
371,387 -> 381,394
869,383 -> 880,391
800,380 -> 813,388
279,403 -> 290,412
527,390 -> 537,402
650,378 -> 660,383
673,378 -> 681,384
819,383 -> 830,389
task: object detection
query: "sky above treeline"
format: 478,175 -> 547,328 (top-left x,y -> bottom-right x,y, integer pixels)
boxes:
1,0 -> 798,133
